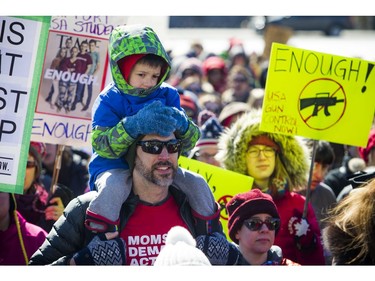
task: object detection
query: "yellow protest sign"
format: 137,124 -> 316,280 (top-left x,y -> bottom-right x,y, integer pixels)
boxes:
260,43 -> 375,147
178,156 -> 253,240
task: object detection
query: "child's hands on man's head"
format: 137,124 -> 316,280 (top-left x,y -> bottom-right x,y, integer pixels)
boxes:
171,107 -> 189,135
123,101 -> 177,138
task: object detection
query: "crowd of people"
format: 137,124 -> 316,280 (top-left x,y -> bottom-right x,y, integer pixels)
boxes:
1,23 -> 375,266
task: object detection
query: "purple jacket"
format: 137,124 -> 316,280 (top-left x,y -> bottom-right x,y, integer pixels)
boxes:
0,211 -> 47,265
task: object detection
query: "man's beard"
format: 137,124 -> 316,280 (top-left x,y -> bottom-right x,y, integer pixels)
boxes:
134,158 -> 176,188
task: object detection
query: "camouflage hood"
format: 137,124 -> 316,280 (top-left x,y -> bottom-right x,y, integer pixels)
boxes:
216,109 -> 309,189
109,24 -> 171,97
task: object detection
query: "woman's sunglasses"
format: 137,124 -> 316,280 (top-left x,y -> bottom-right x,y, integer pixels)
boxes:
243,218 -> 280,231
136,139 -> 182,155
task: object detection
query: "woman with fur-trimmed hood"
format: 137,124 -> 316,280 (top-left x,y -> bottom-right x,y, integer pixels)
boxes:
216,109 -> 325,265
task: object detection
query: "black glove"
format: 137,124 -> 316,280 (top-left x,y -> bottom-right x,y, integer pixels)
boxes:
196,232 -> 239,265
122,101 -> 177,138
73,234 -> 126,265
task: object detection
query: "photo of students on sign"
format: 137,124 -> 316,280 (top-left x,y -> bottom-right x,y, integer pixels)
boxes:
36,30 -> 108,121
31,16 -> 126,148
178,156 -> 254,240
260,43 -> 375,148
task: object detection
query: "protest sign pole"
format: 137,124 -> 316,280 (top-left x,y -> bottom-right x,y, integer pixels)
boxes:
302,139 -> 317,219
50,144 -> 65,194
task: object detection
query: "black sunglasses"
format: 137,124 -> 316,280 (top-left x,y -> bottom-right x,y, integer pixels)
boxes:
136,139 -> 182,155
243,218 -> 280,231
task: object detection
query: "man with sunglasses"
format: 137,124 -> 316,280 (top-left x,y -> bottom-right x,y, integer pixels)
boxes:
196,189 -> 299,265
85,24 -> 217,238
29,133 -> 223,266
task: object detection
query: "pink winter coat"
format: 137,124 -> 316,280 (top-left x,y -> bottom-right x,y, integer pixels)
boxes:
0,211 -> 47,265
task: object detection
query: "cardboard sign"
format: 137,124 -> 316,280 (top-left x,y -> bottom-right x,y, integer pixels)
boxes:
0,16 -> 50,194
31,16 -> 126,147
178,156 -> 253,240
260,43 -> 375,147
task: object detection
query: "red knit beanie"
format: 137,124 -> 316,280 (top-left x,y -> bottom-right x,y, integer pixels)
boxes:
180,95 -> 198,121
358,129 -> 375,164
248,134 -> 280,152
202,56 -> 227,75
30,141 -> 46,158
226,189 -> 280,244
118,54 -> 146,82
29,142 -> 45,180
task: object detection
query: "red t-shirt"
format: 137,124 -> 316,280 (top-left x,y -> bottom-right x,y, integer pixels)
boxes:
120,195 -> 189,266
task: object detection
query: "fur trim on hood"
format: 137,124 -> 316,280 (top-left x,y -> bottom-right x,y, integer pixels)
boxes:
216,109 -> 309,190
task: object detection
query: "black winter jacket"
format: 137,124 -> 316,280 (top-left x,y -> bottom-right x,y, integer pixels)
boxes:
29,186 -> 222,265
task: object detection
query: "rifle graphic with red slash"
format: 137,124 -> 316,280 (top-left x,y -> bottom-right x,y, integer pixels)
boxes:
300,92 -> 344,117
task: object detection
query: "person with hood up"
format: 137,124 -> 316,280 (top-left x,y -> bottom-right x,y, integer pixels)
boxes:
215,109 -> 325,265
86,24 -> 218,235
0,192 -> 47,265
